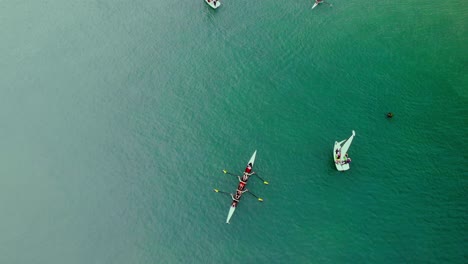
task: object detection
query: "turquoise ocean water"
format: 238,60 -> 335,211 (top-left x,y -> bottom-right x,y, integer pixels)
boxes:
0,0 -> 467,263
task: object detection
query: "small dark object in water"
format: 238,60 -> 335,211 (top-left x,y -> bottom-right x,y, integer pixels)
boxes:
386,112 -> 393,118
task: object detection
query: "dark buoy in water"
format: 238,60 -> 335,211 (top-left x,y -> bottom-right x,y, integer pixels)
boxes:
386,112 -> 393,118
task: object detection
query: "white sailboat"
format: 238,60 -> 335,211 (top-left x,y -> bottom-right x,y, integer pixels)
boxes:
333,130 -> 355,171
205,0 -> 221,9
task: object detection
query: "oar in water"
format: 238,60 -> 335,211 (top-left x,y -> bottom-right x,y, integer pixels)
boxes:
253,173 -> 269,185
223,169 -> 269,185
246,191 -> 264,202
213,189 -> 230,195
214,188 -> 262,202
222,170 -> 240,177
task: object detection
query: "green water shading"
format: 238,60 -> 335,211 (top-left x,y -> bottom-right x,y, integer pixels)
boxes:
0,0 -> 466,263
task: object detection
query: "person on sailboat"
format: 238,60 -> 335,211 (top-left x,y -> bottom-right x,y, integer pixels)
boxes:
342,157 -> 351,164
335,149 -> 341,159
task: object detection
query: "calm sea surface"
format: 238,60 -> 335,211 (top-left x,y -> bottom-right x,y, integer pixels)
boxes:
0,0 -> 467,263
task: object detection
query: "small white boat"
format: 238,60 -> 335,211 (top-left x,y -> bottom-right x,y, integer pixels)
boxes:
205,0 -> 221,9
226,150 -> 257,224
312,0 -> 322,9
333,130 -> 355,171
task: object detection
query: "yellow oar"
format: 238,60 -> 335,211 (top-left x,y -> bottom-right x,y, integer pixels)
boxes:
213,189 -> 230,195
253,173 -> 269,185
247,191 -> 264,202
222,169 -> 239,177
223,169 -> 269,185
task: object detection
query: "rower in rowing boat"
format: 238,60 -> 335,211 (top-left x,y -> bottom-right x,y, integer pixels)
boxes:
238,171 -> 254,183
237,181 -> 246,192
231,189 -> 248,202
238,173 -> 249,183
238,164 -> 255,181
245,163 -> 253,173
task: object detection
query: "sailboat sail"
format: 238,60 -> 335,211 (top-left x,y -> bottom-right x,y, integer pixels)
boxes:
338,131 -> 355,162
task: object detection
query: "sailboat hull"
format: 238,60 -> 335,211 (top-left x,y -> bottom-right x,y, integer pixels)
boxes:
334,141 -> 350,171
205,0 -> 221,9
333,131 -> 355,171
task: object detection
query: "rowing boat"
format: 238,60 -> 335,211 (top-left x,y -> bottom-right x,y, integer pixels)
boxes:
226,150 -> 257,224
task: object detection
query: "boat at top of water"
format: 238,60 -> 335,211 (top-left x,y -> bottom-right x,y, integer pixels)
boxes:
205,0 -> 221,9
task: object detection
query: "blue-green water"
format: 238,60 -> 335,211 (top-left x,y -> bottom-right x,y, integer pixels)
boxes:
0,1 -> 467,263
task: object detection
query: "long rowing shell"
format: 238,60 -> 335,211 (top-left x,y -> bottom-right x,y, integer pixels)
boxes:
226,203 -> 236,224
226,150 -> 257,223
